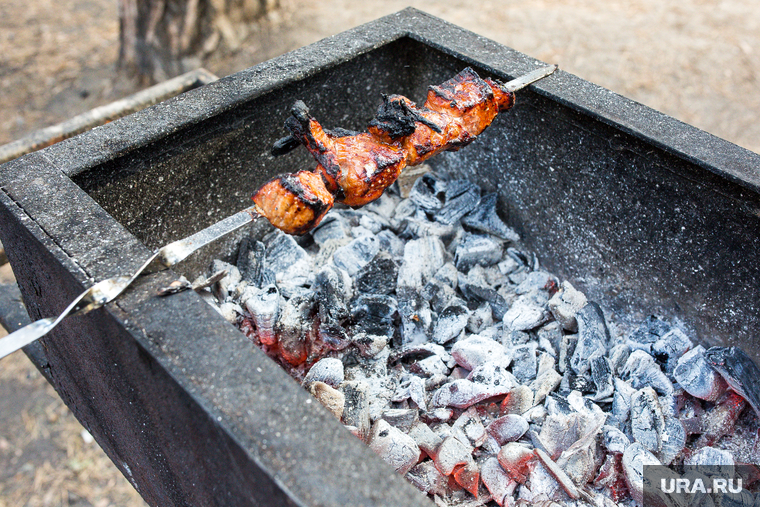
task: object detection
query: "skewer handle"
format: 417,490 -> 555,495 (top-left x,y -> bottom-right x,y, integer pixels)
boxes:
0,206 -> 261,361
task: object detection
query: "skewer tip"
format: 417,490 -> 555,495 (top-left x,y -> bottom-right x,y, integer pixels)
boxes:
501,64 -> 558,93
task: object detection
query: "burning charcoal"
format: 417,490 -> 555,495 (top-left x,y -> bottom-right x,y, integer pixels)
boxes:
406,461 -> 449,496
434,436 -> 473,476
216,301 -> 242,324
608,343 -> 631,376
497,443 -> 535,484
391,197 -> 420,223
497,256 -> 520,276
241,284 -> 279,345
303,357 -> 344,388
695,391 -> 747,448
627,315 -> 671,353
398,218 -> 458,243
455,234 -> 503,271
354,251 -> 398,295
529,369 -> 562,405
480,456 -> 517,507
593,454 -> 629,502
534,448 -> 580,500
537,352 -> 555,377
433,304 -> 471,345
705,346 -> 760,419
459,283 -> 509,321
314,265 -> 352,322
461,193 -> 519,242
602,425 -> 630,454
500,385 -> 534,415
364,192 -> 399,220
311,215 -> 347,245
351,333 -> 389,358
397,289 -> 433,346
502,295 -> 551,332
436,182 -> 481,225
536,322 -> 561,356
468,362 -> 517,390
408,421 -> 444,459
622,349 -> 674,396
421,278 -> 458,314
390,342 -> 452,365
308,381 -> 345,419
487,414 -> 529,445
276,295 -> 313,365
511,343 -> 538,384
589,356 -> 615,401
411,355 -> 450,377
570,302 -> 609,374
452,407 -> 487,448
545,393 -> 573,416
652,327 -> 693,369
622,443 -> 661,505
264,230 -> 311,277
451,335 -> 507,370
237,238 -> 267,286
431,379 -> 509,409
209,260 -> 240,301
350,294 -> 397,338
685,446 -> 735,466
547,281 -> 587,332
409,173 -> 445,211
381,409 -> 419,433
630,386 -> 664,454
514,271 -> 558,296
451,460 -> 480,497
332,235 -> 380,276
341,381 -> 371,442
368,419 -> 421,476
397,236 -> 446,288
658,415 -> 686,465
612,378 -> 637,424
558,334 -> 577,374
376,229 -> 405,260
674,345 -> 727,402
434,262 -> 459,289
467,302 -> 493,334
539,413 -> 583,457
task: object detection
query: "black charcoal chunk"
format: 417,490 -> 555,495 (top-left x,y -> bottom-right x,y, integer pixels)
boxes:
332,235 -> 380,276
397,218 -> 458,243
454,233 -> 503,271
511,343 -> 538,384
354,251 -> 398,295
376,229 -> 405,260
704,346 -> 760,418
623,350 -> 674,396
409,173 -> 445,211
436,182 -> 480,225
631,387 -> 664,453
397,288 -> 432,346
460,282 -> 509,321
432,303 -> 470,345
311,215 -> 347,245
237,238 -> 268,286
627,315 -> 671,353
570,302 -> 609,374
350,294 -> 398,338
264,231 -> 310,275
461,193 -> 520,241
589,356 -> 614,400
314,265 -> 352,321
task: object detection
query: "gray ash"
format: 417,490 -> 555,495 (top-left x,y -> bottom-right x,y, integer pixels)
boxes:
196,170 -> 760,507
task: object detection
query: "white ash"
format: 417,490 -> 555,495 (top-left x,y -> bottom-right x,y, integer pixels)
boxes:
197,171 -> 760,506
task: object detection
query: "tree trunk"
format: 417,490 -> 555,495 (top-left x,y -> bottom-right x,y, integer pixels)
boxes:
118,0 -> 278,84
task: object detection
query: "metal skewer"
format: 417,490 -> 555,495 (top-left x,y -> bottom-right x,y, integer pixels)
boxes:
0,206 -> 261,360
0,64 -> 559,362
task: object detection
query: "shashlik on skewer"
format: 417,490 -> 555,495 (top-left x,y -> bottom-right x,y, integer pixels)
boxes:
253,66 -> 555,234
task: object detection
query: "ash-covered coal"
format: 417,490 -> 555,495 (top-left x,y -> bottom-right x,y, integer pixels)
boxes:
196,171 -> 760,507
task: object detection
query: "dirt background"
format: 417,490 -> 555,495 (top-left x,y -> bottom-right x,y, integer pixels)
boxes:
0,0 -> 758,505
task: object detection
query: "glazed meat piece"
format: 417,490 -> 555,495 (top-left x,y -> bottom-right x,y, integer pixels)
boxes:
285,100 -> 408,207
253,66 -> 553,235
252,170 -> 334,235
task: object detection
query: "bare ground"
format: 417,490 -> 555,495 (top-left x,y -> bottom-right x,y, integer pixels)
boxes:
1,0 -> 759,505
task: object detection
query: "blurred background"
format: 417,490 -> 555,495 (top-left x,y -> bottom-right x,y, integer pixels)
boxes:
0,0 -> 758,505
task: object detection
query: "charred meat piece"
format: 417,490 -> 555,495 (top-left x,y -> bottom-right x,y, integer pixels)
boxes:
252,170 -> 334,235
